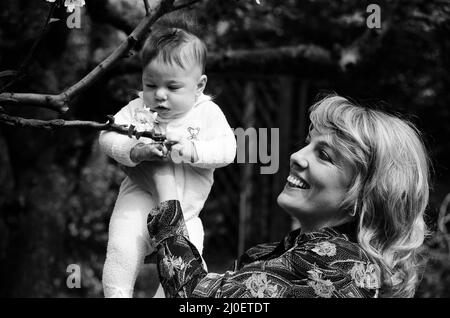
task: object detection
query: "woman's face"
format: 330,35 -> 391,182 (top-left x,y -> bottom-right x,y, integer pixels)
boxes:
277,129 -> 354,231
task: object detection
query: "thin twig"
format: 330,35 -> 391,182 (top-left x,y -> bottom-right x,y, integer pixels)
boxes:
0,70 -> 18,79
0,0 -> 58,93
143,0 -> 150,15
0,113 -> 166,141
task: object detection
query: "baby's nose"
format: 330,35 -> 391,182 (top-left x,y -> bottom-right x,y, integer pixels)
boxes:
155,88 -> 167,100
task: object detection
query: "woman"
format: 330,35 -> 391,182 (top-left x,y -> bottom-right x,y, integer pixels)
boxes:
129,94 -> 430,298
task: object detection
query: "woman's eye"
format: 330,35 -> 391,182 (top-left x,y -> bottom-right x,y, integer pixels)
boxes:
319,149 -> 332,162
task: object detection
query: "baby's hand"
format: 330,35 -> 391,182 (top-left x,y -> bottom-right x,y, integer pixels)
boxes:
165,131 -> 198,164
130,142 -> 169,164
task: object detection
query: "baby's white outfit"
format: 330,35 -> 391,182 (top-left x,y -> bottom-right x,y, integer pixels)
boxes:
99,93 -> 236,297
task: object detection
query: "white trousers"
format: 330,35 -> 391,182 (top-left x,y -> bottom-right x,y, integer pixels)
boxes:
102,179 -> 204,298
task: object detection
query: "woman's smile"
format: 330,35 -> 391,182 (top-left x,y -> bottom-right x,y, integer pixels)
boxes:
286,174 -> 311,189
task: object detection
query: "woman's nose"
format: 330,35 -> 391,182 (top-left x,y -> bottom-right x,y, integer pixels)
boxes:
290,149 -> 309,169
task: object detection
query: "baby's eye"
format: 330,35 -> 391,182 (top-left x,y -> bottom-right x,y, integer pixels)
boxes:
168,85 -> 182,90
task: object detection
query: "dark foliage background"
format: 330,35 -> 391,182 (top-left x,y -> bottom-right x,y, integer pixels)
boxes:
0,0 -> 449,297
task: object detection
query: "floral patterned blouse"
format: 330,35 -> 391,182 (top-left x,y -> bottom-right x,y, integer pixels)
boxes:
146,200 -> 381,298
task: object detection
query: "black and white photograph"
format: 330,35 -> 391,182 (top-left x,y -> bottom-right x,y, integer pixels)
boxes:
0,0 -> 449,301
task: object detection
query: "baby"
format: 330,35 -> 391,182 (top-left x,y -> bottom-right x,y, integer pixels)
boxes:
98,16 -> 236,298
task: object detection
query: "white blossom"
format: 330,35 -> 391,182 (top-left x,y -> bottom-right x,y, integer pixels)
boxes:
64,0 -> 86,13
133,108 -> 157,133
45,0 -> 86,13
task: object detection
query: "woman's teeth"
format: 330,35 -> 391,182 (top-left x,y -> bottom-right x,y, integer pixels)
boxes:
287,175 -> 310,189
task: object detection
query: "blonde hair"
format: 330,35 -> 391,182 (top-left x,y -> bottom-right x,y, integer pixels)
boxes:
309,94 -> 430,297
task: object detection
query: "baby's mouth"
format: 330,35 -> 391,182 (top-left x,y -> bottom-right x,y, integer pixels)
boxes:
153,105 -> 169,112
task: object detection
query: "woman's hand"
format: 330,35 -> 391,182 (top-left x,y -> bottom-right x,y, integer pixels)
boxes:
165,131 -> 199,164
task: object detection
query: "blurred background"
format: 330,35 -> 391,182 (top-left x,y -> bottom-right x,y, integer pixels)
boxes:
0,0 -> 449,297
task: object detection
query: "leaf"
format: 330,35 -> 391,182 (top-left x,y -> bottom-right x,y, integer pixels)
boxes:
49,18 -> 61,23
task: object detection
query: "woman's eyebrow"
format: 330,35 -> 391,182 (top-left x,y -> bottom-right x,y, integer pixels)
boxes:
316,140 -> 337,156
316,139 -> 350,170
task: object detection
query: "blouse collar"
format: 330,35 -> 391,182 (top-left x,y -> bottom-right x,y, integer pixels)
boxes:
291,219 -> 359,246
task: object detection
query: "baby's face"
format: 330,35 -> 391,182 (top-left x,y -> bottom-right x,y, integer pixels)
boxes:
142,59 -> 205,121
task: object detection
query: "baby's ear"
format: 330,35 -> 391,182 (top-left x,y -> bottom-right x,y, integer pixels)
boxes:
196,75 -> 207,96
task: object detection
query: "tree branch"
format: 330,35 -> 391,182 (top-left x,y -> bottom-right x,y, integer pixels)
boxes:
0,92 -> 68,112
171,0 -> 202,11
0,0 -> 176,114
208,44 -> 332,67
0,113 -> 166,141
108,43 -> 334,77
